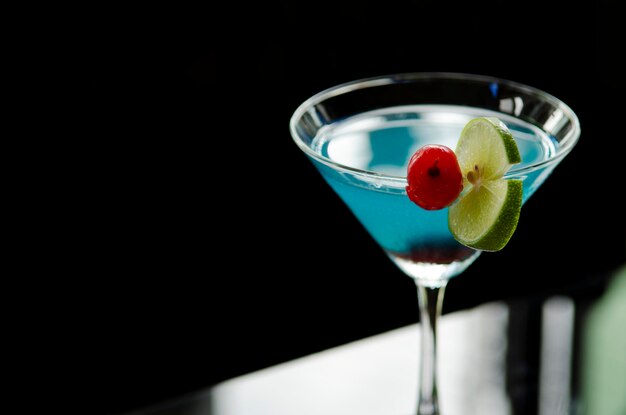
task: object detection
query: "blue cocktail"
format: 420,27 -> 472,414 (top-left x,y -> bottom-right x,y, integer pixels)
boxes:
291,74 -> 580,414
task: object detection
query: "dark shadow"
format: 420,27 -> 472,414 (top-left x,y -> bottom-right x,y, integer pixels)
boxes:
124,389 -> 214,415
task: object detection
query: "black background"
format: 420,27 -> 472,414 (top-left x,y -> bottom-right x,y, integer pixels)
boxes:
82,3 -> 625,414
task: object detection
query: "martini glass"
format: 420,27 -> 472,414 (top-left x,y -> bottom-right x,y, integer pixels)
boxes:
290,73 -> 580,414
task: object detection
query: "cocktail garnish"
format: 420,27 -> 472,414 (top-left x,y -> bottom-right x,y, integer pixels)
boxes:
448,117 -> 522,251
405,117 -> 523,251
406,144 -> 463,210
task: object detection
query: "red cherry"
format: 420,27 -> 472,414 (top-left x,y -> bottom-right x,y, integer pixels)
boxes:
406,145 -> 463,210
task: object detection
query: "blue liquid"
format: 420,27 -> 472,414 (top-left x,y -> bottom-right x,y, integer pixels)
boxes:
312,105 -> 558,263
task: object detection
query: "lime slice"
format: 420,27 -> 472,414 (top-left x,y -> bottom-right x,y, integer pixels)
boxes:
449,179 -> 522,251
455,117 -> 521,180
448,117 -> 522,251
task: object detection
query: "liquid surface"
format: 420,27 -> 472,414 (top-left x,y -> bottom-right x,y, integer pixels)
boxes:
311,105 -> 558,279
314,105 -> 555,179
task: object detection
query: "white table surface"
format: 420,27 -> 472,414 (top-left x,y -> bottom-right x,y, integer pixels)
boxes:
138,302 -> 517,415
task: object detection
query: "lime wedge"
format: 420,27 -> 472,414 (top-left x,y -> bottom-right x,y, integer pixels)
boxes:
448,117 -> 522,251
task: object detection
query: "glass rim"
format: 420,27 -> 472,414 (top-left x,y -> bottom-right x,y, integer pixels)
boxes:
289,72 -> 581,183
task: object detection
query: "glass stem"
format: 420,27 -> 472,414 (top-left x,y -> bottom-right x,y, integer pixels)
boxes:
416,280 -> 447,415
